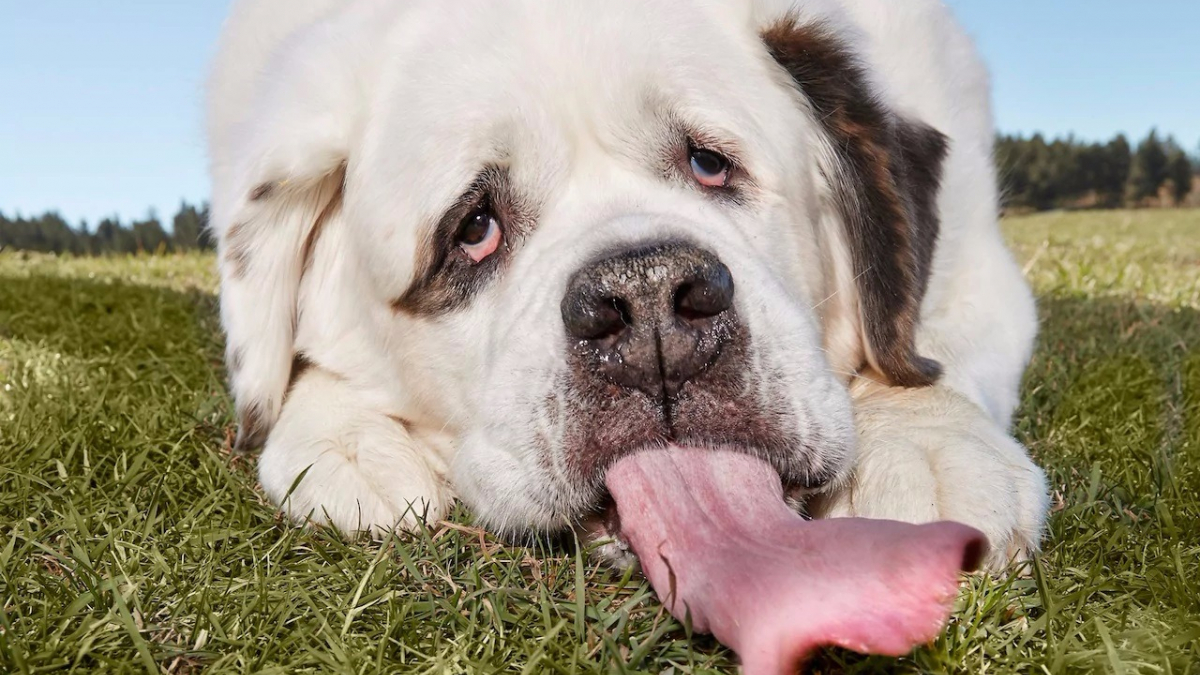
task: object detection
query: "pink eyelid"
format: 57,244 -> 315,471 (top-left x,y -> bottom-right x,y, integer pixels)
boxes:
694,167 -> 729,188
690,151 -> 731,188
462,219 -> 502,263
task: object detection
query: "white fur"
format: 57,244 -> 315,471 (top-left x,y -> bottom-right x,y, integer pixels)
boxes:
208,0 -> 1048,569
260,369 -> 453,534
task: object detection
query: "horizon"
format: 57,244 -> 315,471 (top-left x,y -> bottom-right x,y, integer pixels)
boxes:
2,0 -> 1199,226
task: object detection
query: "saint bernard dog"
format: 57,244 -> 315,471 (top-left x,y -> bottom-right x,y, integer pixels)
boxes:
207,0 -> 1049,572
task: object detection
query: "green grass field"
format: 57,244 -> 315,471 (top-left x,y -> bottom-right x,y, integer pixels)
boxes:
2,209 -> 1198,674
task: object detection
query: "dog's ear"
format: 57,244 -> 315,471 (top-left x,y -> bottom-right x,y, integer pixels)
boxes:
208,32 -> 358,452
761,18 -> 949,387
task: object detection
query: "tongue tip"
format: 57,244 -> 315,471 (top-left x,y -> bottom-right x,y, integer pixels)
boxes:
916,519 -> 990,573
606,448 -> 988,672
733,567 -> 968,674
958,528 -> 989,573
737,625 -> 944,675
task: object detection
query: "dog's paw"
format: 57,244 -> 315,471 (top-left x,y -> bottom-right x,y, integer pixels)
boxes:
812,385 -> 1049,572
257,370 -> 453,536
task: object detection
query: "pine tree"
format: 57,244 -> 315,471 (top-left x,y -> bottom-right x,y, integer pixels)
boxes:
131,212 -> 170,254
1125,130 -> 1168,205
0,211 -> 11,251
172,202 -> 205,251
1099,135 -> 1132,207
1165,148 -> 1194,205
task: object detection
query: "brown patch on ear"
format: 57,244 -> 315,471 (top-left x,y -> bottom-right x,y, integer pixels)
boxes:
762,19 -> 948,387
892,119 -> 950,303
233,400 -> 270,453
231,354 -> 310,453
232,352 -> 316,452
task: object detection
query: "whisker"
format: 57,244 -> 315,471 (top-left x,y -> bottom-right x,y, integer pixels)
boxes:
810,265 -> 873,311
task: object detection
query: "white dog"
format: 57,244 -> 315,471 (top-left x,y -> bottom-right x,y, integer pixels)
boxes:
207,0 -> 1049,571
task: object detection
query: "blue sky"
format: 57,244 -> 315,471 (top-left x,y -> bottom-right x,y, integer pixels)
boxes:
2,1 -> 1198,226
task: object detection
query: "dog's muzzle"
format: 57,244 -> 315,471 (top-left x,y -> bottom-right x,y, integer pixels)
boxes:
556,238 -> 818,491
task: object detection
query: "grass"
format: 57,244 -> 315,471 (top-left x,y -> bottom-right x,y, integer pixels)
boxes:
1,209 -> 1198,674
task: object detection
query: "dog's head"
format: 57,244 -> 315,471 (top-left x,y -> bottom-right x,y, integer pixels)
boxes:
211,0 -> 947,537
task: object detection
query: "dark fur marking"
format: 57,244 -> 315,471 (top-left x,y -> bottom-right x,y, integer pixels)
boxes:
301,184 -> 343,275
286,352 -> 314,399
386,414 -> 416,434
233,400 -> 270,453
893,119 -> 949,302
235,353 -> 336,453
298,164 -> 347,278
393,166 -> 537,317
250,182 -> 275,201
223,222 -> 253,280
283,352 -> 346,405
227,345 -> 245,377
762,19 -> 948,387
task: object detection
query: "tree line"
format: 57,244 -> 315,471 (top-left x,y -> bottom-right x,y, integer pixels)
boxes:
3,130 -> 1199,256
996,130 -> 1198,212
0,202 -> 211,255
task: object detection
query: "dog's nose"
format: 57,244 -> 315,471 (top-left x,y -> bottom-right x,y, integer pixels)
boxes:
561,241 -> 735,398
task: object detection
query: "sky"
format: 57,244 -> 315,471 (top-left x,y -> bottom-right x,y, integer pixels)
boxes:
2,1 -> 1198,227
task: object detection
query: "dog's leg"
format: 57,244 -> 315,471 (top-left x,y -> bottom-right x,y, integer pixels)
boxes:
812,382 -> 1049,571
257,367 -> 454,535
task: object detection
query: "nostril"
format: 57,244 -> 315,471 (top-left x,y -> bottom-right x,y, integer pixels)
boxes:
674,264 -> 735,322
674,283 -> 706,321
591,297 -> 633,340
564,291 -> 634,342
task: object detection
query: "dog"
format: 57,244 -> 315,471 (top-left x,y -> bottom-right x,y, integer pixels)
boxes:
207,0 -> 1049,572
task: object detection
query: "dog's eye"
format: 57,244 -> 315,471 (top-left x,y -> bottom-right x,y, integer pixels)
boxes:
689,147 -> 731,188
457,204 -> 503,263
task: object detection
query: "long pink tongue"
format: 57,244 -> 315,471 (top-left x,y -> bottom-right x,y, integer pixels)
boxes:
605,447 -> 986,674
